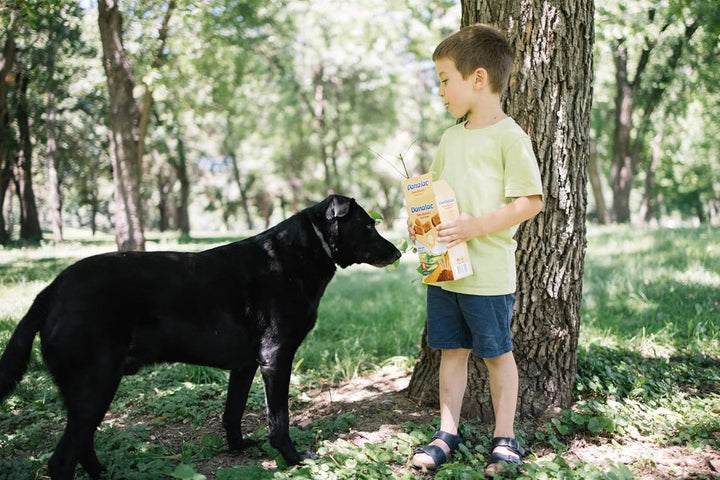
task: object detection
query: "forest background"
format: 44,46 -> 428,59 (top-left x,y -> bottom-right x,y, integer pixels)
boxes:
1,0 -> 718,245
1,1 -> 720,479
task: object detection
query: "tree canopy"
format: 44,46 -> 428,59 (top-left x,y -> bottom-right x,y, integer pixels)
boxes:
0,0 -> 718,245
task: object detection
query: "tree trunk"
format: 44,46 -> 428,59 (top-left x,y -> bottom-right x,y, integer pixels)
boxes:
46,46 -> 63,243
98,0 -> 145,251
610,42 -> 634,224
0,30 -> 17,244
174,132 -> 190,236
408,0 -> 593,421
229,151 -> 255,231
14,69 -> 43,242
588,141 -> 610,224
639,129 -> 662,226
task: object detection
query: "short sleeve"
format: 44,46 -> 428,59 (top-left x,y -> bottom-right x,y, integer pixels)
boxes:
503,134 -> 543,199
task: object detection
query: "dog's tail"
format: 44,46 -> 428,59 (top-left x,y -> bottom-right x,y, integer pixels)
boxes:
0,285 -> 53,401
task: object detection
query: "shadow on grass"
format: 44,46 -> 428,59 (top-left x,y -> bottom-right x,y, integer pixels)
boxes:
576,344 -> 720,401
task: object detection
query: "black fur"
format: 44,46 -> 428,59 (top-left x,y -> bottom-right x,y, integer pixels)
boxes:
0,195 -> 401,480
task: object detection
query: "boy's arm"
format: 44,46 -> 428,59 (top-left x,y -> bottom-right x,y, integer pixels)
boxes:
436,195 -> 542,248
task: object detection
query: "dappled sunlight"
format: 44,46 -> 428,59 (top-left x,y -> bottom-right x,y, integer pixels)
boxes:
672,263 -> 720,286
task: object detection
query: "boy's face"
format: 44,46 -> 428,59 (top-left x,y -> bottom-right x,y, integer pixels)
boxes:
434,57 -> 476,120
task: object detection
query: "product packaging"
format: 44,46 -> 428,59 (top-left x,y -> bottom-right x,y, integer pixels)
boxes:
403,173 -> 473,283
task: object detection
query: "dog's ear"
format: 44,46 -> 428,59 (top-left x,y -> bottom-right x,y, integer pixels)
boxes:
325,196 -> 353,220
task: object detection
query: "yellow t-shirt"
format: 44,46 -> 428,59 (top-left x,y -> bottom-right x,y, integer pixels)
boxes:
430,117 -> 543,295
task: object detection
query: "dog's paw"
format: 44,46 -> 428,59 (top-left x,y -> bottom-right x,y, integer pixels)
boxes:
227,438 -> 258,453
300,451 -> 320,461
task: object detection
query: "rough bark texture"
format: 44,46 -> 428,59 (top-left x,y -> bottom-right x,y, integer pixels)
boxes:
98,0 -> 145,251
408,0 -> 593,421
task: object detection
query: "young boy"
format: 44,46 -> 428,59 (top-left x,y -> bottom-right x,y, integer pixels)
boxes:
409,24 -> 543,474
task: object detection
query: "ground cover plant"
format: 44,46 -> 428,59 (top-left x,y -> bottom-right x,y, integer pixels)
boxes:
1,225 -> 718,479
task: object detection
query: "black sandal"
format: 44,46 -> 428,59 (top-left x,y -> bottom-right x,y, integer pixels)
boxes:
485,437 -> 526,472
412,430 -> 462,471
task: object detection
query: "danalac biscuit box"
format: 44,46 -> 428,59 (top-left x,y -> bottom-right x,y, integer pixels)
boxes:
403,173 -> 473,283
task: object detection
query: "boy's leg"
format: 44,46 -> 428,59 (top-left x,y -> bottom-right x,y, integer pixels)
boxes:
483,351 -> 520,462
412,348 -> 470,468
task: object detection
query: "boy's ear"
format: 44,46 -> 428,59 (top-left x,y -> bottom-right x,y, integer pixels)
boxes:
473,68 -> 488,89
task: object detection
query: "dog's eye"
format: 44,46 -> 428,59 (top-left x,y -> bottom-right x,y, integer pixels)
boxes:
367,224 -> 374,230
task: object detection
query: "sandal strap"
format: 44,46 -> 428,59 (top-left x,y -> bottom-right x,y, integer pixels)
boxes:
490,436 -> 526,457
487,450 -> 523,466
431,430 -> 462,452
413,444 -> 448,468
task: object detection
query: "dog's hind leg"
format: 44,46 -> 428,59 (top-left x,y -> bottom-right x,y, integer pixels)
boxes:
45,346 -> 123,480
223,362 -> 259,452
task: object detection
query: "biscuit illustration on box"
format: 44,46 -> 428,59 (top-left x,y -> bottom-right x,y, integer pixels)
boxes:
403,173 -> 473,283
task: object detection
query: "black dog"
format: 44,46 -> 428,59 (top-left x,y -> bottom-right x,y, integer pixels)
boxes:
0,195 -> 401,480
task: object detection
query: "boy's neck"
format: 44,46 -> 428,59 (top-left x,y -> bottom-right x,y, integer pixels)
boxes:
465,97 -> 507,129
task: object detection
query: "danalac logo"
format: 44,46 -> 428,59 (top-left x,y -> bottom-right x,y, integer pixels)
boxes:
406,179 -> 429,190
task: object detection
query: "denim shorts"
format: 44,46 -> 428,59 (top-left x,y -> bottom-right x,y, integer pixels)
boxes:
426,286 -> 515,359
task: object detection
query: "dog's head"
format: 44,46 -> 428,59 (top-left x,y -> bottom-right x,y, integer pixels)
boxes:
312,195 -> 401,269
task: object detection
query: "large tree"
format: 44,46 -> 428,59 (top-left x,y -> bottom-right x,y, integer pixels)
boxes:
98,0 -> 146,251
408,0 -> 594,420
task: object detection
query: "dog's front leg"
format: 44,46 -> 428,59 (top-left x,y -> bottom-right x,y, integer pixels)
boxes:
259,351 -> 317,465
223,363 -> 259,452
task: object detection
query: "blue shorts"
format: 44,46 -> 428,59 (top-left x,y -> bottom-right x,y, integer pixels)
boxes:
426,286 -> 515,359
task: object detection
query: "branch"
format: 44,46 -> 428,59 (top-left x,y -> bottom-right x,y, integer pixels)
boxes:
138,1 -> 176,165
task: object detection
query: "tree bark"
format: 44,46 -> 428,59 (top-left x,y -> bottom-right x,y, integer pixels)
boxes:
0,30 -> 17,244
609,42 -> 634,224
98,0 -> 145,251
14,69 -> 43,242
408,0 -> 593,421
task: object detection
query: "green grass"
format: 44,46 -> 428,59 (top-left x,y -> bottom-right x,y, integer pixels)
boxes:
0,225 -> 718,479
581,225 -> 720,356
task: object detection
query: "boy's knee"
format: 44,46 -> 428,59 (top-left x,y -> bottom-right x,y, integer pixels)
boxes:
482,351 -> 515,367
442,348 -> 471,360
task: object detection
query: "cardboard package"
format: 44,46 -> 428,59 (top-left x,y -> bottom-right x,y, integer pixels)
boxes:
403,173 -> 473,283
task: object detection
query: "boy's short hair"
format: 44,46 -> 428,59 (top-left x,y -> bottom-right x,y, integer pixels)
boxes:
432,23 -> 513,94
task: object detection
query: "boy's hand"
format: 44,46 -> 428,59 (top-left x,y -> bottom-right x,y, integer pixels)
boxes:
436,213 -> 478,248
406,217 -> 416,242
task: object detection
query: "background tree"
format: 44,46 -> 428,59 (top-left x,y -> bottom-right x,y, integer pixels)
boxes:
408,0 -> 594,420
591,0 -> 720,224
97,0 -> 146,251
0,10 -> 18,245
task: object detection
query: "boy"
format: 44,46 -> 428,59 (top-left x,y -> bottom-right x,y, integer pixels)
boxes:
409,24 -> 543,474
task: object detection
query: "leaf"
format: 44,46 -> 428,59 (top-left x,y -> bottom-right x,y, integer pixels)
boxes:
170,463 -> 206,480
367,210 -> 384,224
587,417 -> 603,433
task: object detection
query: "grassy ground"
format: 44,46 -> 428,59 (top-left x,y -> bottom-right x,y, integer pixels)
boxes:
0,225 -> 718,479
